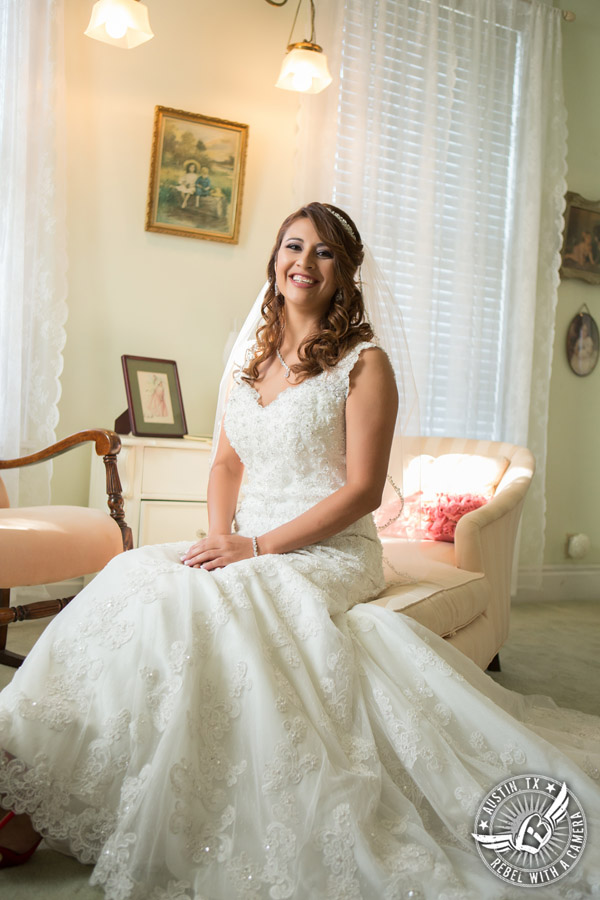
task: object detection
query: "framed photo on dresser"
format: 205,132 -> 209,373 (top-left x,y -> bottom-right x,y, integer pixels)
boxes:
117,355 -> 187,438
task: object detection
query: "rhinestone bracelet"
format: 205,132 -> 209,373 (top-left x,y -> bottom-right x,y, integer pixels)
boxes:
252,536 -> 260,558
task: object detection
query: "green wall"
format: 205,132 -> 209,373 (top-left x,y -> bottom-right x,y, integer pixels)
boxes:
545,0 -> 600,564
52,0 -> 299,506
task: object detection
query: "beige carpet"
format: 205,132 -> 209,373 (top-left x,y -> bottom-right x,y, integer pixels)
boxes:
489,597 -> 599,716
0,597 -> 598,899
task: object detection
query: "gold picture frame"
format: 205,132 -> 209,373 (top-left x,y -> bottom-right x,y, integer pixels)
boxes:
145,106 -> 249,244
560,192 -> 600,285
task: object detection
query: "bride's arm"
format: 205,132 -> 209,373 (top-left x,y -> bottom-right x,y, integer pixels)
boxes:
183,347 -> 397,569
206,426 -> 245,534
259,347 -> 398,554
181,423 -> 246,566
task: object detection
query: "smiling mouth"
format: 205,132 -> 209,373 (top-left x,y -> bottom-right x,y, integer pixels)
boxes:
290,275 -> 318,285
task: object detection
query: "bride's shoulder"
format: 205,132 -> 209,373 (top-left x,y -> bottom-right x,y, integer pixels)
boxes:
336,340 -> 387,372
331,341 -> 394,394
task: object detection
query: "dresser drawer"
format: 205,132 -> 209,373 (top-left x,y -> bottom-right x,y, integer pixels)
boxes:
138,501 -> 208,546
89,436 -> 212,549
141,447 -> 211,499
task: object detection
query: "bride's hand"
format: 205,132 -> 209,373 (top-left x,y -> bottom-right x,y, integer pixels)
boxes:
181,534 -> 254,570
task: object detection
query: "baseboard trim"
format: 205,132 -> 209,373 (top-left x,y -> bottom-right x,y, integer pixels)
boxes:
517,565 -> 600,603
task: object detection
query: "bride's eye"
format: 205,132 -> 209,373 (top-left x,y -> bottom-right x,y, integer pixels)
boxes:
286,242 -> 303,251
318,248 -> 334,258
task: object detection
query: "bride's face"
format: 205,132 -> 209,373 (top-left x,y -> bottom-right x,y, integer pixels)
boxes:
275,217 -> 338,315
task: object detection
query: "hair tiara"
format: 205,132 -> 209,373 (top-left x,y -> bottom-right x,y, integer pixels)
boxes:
324,205 -> 358,241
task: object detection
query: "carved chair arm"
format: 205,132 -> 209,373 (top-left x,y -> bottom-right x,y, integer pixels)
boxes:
0,429 -> 121,468
0,429 -> 133,552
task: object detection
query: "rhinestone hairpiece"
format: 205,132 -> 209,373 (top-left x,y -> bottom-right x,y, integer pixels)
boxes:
325,207 -> 357,240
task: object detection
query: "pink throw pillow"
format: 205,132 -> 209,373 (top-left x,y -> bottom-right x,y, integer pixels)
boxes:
422,493 -> 487,542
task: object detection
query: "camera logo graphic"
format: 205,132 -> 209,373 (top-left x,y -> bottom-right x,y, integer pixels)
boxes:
472,774 -> 587,887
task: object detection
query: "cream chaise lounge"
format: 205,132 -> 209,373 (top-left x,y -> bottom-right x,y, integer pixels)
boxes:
370,437 -> 535,671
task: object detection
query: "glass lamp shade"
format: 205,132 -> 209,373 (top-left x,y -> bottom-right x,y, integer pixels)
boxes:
275,42 -> 332,94
84,0 -> 154,49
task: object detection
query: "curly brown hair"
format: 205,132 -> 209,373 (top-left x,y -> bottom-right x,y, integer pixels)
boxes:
242,202 -> 374,383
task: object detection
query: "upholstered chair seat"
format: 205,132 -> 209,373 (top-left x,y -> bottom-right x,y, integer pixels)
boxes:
0,505 -> 124,588
0,429 -> 132,667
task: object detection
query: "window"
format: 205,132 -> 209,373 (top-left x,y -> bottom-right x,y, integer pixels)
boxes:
332,0 -> 522,438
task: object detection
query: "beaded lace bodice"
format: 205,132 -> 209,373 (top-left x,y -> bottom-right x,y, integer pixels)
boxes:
224,341 -> 379,539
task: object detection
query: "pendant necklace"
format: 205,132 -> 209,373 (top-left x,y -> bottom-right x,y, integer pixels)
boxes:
276,348 -> 291,380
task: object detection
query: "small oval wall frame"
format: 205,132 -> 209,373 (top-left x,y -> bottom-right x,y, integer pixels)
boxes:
566,305 -> 599,377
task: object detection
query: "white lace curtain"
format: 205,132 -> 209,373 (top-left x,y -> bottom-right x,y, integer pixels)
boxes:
0,0 -> 68,506
295,0 -> 566,584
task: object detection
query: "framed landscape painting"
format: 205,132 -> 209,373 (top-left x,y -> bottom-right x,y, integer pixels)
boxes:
145,106 -> 249,244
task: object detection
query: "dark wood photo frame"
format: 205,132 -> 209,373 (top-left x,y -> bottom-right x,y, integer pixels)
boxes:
560,192 -> 600,285
116,356 -> 187,438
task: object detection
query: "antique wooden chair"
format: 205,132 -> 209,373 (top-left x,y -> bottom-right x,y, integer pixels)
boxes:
0,429 -> 132,667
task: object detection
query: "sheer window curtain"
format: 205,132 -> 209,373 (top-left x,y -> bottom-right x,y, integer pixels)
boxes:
295,0 -> 566,587
0,0 -> 68,507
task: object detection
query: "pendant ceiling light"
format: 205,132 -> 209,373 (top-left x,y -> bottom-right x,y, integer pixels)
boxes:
85,0 -> 154,49
266,0 -> 332,94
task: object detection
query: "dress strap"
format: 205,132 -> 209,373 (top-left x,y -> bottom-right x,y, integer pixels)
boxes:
332,341 -> 382,396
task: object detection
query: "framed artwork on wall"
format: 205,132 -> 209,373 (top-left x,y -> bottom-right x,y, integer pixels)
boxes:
566,306 -> 599,377
560,192 -> 600,285
145,106 -> 249,244
117,355 -> 188,437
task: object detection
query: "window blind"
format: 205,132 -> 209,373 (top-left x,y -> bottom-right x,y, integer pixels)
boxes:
332,0 -> 522,438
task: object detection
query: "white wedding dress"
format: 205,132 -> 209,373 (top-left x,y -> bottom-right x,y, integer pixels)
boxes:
0,343 -> 599,900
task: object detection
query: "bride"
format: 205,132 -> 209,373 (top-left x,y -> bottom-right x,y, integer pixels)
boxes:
0,202 -> 598,899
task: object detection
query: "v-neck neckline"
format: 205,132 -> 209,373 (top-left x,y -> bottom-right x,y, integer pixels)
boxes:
246,380 -> 305,410
244,370 -> 325,410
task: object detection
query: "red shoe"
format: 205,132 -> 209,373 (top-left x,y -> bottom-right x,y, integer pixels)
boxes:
0,810 -> 42,869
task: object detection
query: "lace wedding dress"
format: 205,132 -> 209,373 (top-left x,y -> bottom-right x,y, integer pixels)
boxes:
0,343 -> 599,900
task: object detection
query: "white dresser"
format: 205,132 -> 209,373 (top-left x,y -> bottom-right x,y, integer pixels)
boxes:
89,436 -> 212,547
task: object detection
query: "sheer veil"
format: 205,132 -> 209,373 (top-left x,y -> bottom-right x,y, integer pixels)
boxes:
360,245 -> 419,442
210,283 -> 267,466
